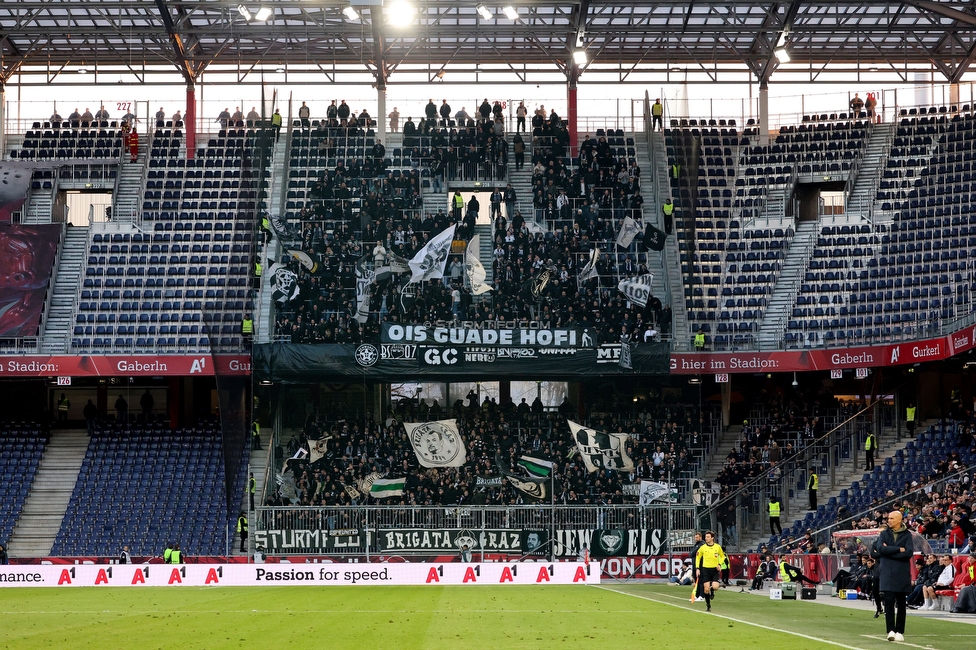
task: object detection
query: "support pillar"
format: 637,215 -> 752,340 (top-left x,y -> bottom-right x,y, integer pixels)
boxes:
567,75 -> 579,158
185,85 -> 197,159
950,83 -> 961,109
499,381 -> 511,407
758,82 -> 769,146
721,377 -> 731,428
0,86 -> 6,162
377,84 -> 387,141
169,377 -> 181,429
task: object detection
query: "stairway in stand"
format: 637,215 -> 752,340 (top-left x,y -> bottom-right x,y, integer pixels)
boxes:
40,226 -> 89,354
6,429 -> 89,558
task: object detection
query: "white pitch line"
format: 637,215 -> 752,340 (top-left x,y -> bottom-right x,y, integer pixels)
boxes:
594,585 -> 868,650
0,608 -> 649,615
860,635 -> 937,649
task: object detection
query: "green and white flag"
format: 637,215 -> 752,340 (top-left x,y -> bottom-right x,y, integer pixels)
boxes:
518,454 -> 554,477
369,477 -> 406,498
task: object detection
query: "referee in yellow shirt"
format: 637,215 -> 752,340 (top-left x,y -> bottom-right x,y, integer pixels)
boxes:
695,530 -> 727,612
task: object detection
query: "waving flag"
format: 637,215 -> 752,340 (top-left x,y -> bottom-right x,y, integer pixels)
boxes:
408,225 -> 456,284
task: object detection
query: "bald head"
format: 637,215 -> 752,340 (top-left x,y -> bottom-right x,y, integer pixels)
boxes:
887,511 -> 904,529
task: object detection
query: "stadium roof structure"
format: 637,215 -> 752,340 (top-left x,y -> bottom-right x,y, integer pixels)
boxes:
1,1 -> 976,86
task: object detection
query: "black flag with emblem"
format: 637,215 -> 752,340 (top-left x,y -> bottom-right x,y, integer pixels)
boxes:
643,224 -> 666,251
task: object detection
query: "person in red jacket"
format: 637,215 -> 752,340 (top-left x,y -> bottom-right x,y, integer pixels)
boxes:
948,521 -> 967,550
127,128 -> 139,162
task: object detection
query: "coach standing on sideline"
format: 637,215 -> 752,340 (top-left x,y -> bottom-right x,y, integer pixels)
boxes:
873,511 -> 914,643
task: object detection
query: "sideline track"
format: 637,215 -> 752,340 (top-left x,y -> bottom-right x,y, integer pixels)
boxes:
594,585 -> 867,650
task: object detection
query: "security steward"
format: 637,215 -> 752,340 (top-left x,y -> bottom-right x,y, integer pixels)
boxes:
452,190 -> 464,222
768,496 -> 782,535
694,328 -> 706,351
248,473 -> 257,510
808,468 -> 819,510
662,198 -> 675,233
906,404 -> 916,435
237,512 -> 249,553
241,313 -> 254,341
57,393 -> 70,421
651,98 -> 664,131
864,431 -> 876,471
251,421 -> 261,451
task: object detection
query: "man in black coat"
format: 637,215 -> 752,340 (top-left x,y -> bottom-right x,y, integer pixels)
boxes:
873,511 -> 914,642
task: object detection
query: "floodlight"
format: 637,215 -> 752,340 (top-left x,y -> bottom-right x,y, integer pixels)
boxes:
573,50 -> 588,66
254,6 -> 272,22
343,6 -> 360,21
275,67 -> 285,73
503,6 -> 519,20
78,68 -> 89,74
237,5 -> 252,21
388,1 -> 416,27
774,47 -> 791,63
477,5 -> 493,21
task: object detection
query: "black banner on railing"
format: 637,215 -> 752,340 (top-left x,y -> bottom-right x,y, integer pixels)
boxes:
252,342 -> 670,382
372,528 -> 667,556
253,528 -> 366,553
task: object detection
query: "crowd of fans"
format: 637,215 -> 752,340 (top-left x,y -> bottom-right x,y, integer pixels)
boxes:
262,398 -> 705,508
271,97 -> 672,345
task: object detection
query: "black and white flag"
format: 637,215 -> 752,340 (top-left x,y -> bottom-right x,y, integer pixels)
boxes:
639,480 -> 671,505
615,216 -> 642,248
404,419 -> 467,467
495,452 -> 550,503
287,249 -> 321,274
577,247 -> 600,286
643,223 -> 666,251
375,252 -> 411,282
465,235 -> 492,295
567,420 -> 635,473
617,273 -> 654,308
269,262 -> 300,304
619,341 -> 633,369
354,255 -> 375,324
523,263 -> 557,302
408,225 -> 456,284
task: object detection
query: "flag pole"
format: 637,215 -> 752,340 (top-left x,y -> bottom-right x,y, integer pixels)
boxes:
550,466 -> 555,563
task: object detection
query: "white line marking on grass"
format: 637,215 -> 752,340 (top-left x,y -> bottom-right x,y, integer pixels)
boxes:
860,635 -> 936,649
594,585 -> 868,650
0,609 -> 649,615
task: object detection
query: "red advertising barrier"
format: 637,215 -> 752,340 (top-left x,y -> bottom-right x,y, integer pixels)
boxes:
0,354 -> 250,377
670,323 -> 973,374
9,553 -> 847,584
0,562 -> 599,587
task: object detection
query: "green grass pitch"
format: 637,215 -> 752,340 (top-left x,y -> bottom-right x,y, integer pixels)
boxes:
1,583 -> 972,649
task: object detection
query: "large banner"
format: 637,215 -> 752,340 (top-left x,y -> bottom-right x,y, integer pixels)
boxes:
0,224 -> 60,336
0,162 -> 35,224
381,323 -> 596,349
252,528 -> 366,553
0,354 -> 250,377
375,528 -> 667,557
378,529 -> 522,553
0,562 -> 599,587
253,342 -> 670,382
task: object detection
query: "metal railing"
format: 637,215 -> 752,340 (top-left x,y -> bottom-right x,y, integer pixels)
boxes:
701,396 -> 899,543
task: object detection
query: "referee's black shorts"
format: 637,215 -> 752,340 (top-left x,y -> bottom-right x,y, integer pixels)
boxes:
698,567 -> 720,583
